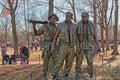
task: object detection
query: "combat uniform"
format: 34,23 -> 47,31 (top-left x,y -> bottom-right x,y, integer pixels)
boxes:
75,21 -> 95,79
52,21 -> 77,79
37,23 -> 58,79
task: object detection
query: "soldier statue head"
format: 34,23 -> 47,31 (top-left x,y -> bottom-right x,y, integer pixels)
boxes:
48,13 -> 59,25
65,12 -> 73,23
48,13 -> 59,21
81,12 -> 89,23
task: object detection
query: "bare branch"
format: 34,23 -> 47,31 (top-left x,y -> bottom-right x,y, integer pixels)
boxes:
0,2 -> 9,9
107,0 -> 114,26
14,0 -> 18,10
66,0 -> 71,5
54,6 -> 65,14
7,0 -> 13,10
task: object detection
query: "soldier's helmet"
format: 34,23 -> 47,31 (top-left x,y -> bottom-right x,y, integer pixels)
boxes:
48,13 -> 59,21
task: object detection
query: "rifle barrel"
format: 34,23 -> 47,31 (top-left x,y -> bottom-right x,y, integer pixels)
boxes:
27,20 -> 48,24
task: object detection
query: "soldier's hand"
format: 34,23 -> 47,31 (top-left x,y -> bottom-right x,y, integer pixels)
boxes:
76,45 -> 80,52
51,43 -> 55,53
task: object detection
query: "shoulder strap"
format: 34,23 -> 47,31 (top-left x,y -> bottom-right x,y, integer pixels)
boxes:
88,21 -> 95,34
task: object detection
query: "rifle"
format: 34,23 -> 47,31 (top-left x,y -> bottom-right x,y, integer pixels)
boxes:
27,20 -> 48,24
27,20 -> 48,35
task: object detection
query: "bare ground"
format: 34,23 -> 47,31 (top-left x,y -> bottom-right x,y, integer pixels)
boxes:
0,47 -> 120,80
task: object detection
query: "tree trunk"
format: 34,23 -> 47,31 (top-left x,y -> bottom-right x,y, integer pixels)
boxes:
93,0 -> 97,29
7,0 -> 18,54
111,0 -> 119,55
48,0 -> 54,16
5,18 -> 8,47
10,11 -> 18,54
27,33 -> 30,51
72,0 -> 76,22
101,25 -> 105,52
0,32 -> 3,43
23,1 -> 30,52
105,29 -> 109,50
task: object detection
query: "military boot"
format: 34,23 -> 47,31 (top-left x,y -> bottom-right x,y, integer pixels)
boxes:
75,71 -> 83,80
43,73 -> 47,80
52,74 -> 58,80
64,74 -> 69,80
88,74 -> 94,80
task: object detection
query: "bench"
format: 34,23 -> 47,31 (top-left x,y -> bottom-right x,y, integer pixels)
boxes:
10,54 -> 29,64
9,54 -> 21,64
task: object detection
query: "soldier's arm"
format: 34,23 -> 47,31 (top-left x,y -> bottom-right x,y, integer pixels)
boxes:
32,23 -> 44,36
37,25 -> 45,35
32,22 -> 38,35
94,34 -> 99,47
76,27 -> 81,52
51,28 -> 60,52
53,28 -> 60,45
73,24 -> 78,45
76,21 -> 81,45
74,22 -> 80,52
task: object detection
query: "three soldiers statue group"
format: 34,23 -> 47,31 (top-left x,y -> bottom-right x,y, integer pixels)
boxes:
31,12 -> 100,80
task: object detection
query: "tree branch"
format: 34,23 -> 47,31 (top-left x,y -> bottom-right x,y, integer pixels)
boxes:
0,2 -> 9,9
14,0 -> 18,10
107,0 -> 114,25
7,0 -> 13,10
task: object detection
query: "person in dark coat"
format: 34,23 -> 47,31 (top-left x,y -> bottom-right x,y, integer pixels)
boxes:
20,43 -> 29,64
1,44 -> 7,65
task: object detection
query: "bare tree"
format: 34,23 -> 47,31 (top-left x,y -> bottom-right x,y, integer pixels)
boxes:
7,0 -> 19,54
4,18 -> 8,46
94,0 -> 114,51
0,1 -> 19,54
101,0 -> 113,50
93,0 -> 97,28
48,0 -> 54,16
111,0 -> 119,55
0,18 -> 8,45
23,1 -> 30,50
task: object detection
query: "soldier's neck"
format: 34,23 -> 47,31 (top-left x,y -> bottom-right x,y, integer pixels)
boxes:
82,20 -> 89,24
65,20 -> 72,24
50,22 -> 56,27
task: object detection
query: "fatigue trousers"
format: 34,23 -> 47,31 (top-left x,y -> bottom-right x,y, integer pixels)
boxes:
52,44 -> 75,78
42,44 -> 58,77
75,49 -> 94,78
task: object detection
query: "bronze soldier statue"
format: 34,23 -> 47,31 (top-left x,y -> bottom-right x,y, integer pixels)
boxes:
31,14 -> 59,80
51,12 -> 77,80
75,12 -> 100,79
